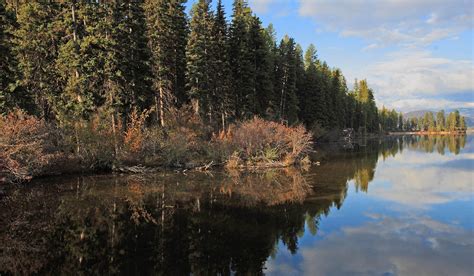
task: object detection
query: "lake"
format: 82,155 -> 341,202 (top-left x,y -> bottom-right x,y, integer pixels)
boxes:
1,135 -> 473,275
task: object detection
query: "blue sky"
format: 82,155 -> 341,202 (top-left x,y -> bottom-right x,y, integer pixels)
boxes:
186,0 -> 474,112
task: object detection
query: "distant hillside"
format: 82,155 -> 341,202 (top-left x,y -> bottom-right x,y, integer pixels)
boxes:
404,110 -> 433,119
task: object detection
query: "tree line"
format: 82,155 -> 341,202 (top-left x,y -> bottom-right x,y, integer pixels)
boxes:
379,107 -> 467,133
0,0 -> 393,134
407,110 -> 467,132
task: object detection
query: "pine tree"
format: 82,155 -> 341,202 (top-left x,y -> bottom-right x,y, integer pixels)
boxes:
0,0 -> 18,113
300,44 -> 323,128
398,113 -> 403,131
228,0 -> 254,119
436,110 -> 445,131
320,62 -> 336,128
301,48 -> 320,127
346,92 -> 357,129
295,44 -> 305,122
262,23 -> 278,115
186,0 -> 214,119
14,1 -> 62,118
331,69 -> 346,128
454,110 -> 461,129
55,2 -> 120,121
353,79 -> 378,132
170,0 -> 189,107
211,0 -> 232,130
304,44 -> 317,69
145,0 -> 188,126
113,0 -> 154,115
249,15 -> 273,117
447,112 -> 456,131
423,111 -> 435,131
316,62 -> 333,128
275,36 -> 298,124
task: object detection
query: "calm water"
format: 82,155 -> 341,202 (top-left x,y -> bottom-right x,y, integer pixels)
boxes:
1,135 -> 473,275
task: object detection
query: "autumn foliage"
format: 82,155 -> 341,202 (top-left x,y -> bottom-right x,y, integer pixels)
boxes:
217,117 -> 313,167
0,109 -> 313,184
0,110 -> 62,183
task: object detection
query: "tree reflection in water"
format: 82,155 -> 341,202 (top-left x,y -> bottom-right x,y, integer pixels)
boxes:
0,135 -> 467,275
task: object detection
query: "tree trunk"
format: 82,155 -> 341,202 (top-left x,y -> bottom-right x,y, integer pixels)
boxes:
158,86 -> 165,127
221,105 -> 226,133
71,0 -> 79,79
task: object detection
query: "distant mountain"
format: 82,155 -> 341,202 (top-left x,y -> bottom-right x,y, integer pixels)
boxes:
404,108 -> 474,127
404,110 -> 433,119
449,107 -> 474,119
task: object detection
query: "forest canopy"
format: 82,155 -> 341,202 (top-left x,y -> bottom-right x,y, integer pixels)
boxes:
1,0 -> 381,132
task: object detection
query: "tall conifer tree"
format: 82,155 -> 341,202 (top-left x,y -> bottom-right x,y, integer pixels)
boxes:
249,15 -> 272,116
228,0 -> 253,119
113,0 -> 154,115
0,0 -> 18,113
145,0 -> 188,126
212,0 -> 232,130
295,44 -> 305,122
186,0 -> 214,120
14,1 -> 62,118
276,36 -> 298,124
301,45 -> 320,127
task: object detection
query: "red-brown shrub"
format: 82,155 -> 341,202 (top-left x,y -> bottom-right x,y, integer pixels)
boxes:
218,117 -> 313,167
123,109 -> 151,154
0,110 -> 62,183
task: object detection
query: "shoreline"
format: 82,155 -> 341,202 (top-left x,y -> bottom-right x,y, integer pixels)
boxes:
1,132 -> 469,186
0,161 -> 309,187
387,131 -> 467,135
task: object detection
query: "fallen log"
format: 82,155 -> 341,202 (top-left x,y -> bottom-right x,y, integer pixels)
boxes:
113,165 -> 160,174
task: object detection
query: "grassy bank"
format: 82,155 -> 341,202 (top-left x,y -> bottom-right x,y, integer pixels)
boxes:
0,109 -> 312,184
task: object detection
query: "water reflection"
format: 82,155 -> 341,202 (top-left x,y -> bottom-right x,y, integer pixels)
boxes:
0,135 -> 471,275
291,215 -> 474,276
1,170 -> 314,275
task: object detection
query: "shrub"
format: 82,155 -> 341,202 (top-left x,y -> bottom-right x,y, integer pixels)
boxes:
0,110 -> 63,183
123,109 -> 150,154
220,117 -> 313,167
70,112 -> 118,170
120,109 -> 153,165
0,110 -> 313,183
121,105 -> 217,167
160,106 -> 213,166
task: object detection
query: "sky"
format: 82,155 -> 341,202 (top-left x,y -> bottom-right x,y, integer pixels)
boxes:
186,0 -> 474,112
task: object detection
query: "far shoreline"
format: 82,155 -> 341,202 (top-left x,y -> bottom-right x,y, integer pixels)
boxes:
387,130 -> 468,135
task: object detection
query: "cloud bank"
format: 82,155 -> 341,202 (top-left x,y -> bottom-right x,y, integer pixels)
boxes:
298,0 -> 472,47
298,0 -> 473,111
298,215 -> 474,276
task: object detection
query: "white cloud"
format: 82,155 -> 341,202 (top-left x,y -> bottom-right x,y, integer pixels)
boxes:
350,49 -> 474,110
362,43 -> 379,51
297,1 -> 473,110
298,0 -> 473,47
366,149 -> 474,208
297,215 -> 474,275
250,0 -> 275,13
388,99 -> 474,112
